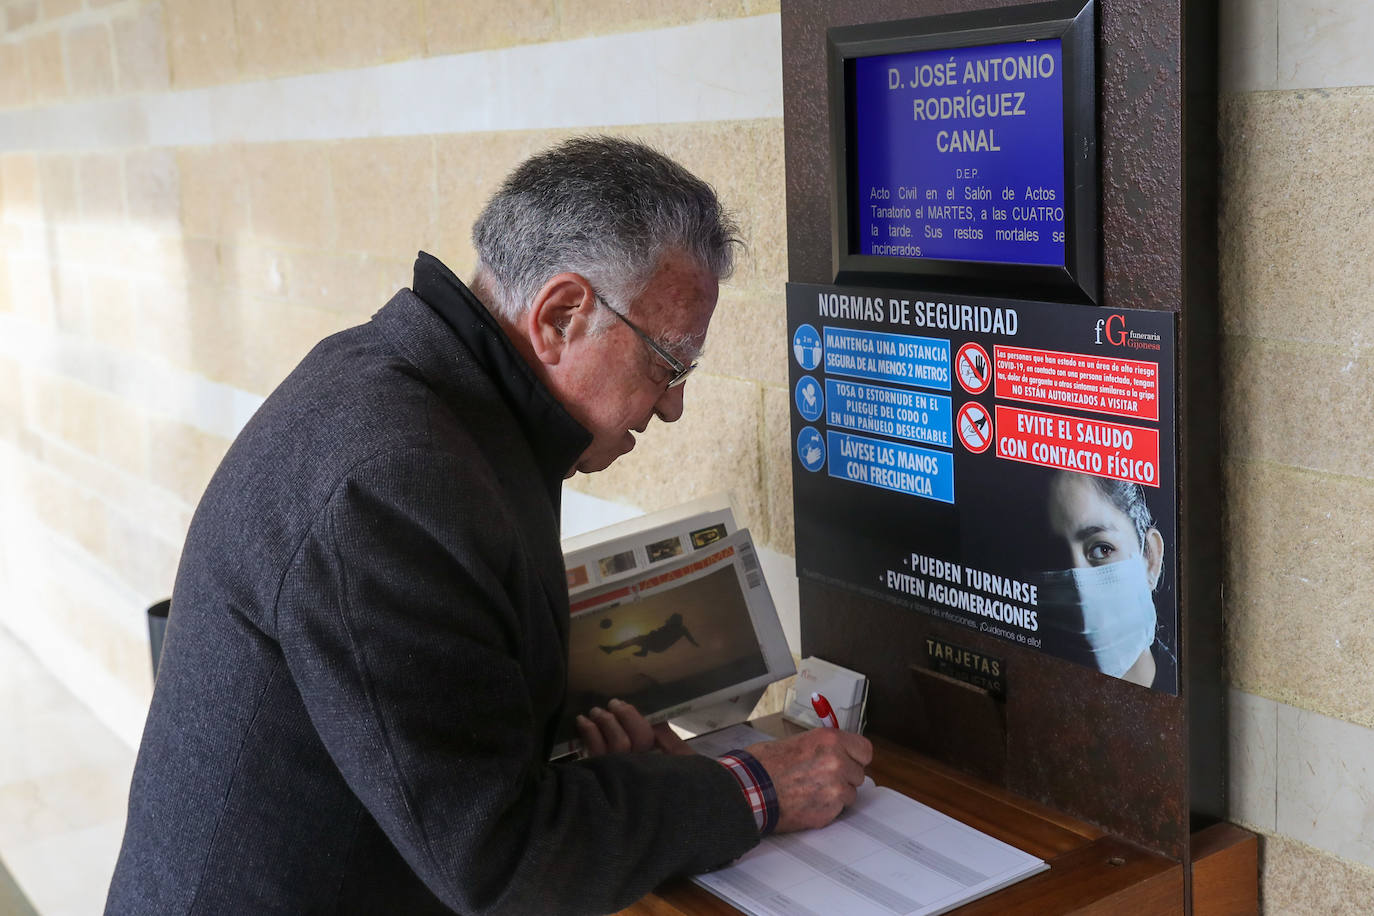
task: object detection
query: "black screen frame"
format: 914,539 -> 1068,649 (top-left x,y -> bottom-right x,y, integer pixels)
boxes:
828,0 -> 1098,304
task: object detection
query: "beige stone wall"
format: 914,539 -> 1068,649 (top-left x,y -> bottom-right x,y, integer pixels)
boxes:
1220,1 -> 1374,911
0,1 -> 787,743
0,0 -> 781,99
10,0 -> 1374,908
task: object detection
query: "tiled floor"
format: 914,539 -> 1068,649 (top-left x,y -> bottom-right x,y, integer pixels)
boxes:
0,625 -> 135,916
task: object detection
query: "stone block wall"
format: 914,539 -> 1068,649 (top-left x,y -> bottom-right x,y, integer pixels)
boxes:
0,0 -> 787,746
4,0 -> 1374,908
1220,0 -> 1374,910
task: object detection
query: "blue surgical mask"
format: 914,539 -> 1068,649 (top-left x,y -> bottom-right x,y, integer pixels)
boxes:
1038,557 -> 1156,678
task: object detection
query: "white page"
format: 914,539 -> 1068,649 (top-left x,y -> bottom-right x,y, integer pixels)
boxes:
693,782 -> 1047,916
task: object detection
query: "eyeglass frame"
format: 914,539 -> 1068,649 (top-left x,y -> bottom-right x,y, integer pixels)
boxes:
592,294 -> 698,388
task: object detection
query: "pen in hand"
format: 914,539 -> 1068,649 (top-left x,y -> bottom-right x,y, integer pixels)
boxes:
810,692 -> 839,729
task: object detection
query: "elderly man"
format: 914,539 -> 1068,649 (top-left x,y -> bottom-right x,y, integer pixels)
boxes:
107,137 -> 870,915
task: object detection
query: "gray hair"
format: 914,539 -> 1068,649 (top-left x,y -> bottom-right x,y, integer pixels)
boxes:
471,136 -> 741,328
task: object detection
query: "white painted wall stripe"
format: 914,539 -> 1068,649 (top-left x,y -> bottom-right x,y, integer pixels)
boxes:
1220,0 -> 1374,93
0,314 -> 264,442
0,15 -> 783,152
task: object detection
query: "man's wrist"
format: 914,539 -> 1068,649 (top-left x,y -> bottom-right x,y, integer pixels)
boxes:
716,750 -> 779,836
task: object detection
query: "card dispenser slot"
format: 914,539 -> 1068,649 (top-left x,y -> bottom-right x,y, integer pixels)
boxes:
908,665 -> 1007,784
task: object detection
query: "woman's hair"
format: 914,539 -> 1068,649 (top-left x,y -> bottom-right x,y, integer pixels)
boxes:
471,135 -> 742,326
1085,475 -> 1156,548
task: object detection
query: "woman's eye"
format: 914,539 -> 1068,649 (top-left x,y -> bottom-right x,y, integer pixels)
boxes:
1086,541 -> 1116,561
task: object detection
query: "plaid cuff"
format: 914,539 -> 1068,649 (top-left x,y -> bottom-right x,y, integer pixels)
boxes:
716,749 -> 779,836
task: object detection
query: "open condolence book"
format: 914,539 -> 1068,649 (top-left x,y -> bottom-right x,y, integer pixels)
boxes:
688,724 -> 1049,916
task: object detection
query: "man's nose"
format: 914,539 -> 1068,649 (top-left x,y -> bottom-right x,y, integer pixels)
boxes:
653,383 -> 686,423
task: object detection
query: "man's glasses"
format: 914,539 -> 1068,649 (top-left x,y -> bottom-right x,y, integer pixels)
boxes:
594,295 -> 698,388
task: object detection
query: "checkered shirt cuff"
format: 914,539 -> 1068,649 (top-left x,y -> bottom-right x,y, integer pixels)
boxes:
716,750 -> 779,836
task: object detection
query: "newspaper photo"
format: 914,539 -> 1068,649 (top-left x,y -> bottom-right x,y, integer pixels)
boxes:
554,520 -> 794,757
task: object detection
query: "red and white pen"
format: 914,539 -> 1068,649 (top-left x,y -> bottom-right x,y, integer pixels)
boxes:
810,691 -> 839,729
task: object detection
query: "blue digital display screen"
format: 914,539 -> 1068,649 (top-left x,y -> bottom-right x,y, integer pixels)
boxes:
853,39 -> 1066,267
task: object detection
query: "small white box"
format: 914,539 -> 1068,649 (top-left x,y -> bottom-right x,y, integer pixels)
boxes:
782,657 -> 868,732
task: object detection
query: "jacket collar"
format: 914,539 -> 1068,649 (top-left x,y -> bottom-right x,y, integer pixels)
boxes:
410,251 -> 591,484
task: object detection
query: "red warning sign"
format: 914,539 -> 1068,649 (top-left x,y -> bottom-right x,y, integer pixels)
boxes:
955,342 -> 991,395
956,402 -> 992,453
994,405 -> 1160,487
994,346 -> 1159,421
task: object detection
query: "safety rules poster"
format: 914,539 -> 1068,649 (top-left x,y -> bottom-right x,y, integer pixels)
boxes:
788,282 -> 1178,693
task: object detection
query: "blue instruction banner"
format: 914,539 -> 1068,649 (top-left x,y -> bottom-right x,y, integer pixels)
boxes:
823,326 -> 951,390
827,430 -> 955,504
825,379 -> 952,448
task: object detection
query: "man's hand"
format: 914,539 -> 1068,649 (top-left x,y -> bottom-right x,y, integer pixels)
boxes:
575,699 -> 695,757
746,729 -> 873,833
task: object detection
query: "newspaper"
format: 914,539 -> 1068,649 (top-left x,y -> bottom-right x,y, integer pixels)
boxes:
561,493 -> 739,592
553,502 -> 794,758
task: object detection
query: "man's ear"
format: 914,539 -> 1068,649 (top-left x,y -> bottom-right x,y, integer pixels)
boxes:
525,273 -> 596,367
1143,527 -> 1164,589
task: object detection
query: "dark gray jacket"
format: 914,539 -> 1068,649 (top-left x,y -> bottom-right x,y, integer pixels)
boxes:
106,254 -> 759,915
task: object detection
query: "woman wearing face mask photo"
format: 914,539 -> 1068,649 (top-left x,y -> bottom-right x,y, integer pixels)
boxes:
1036,470 -> 1169,689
